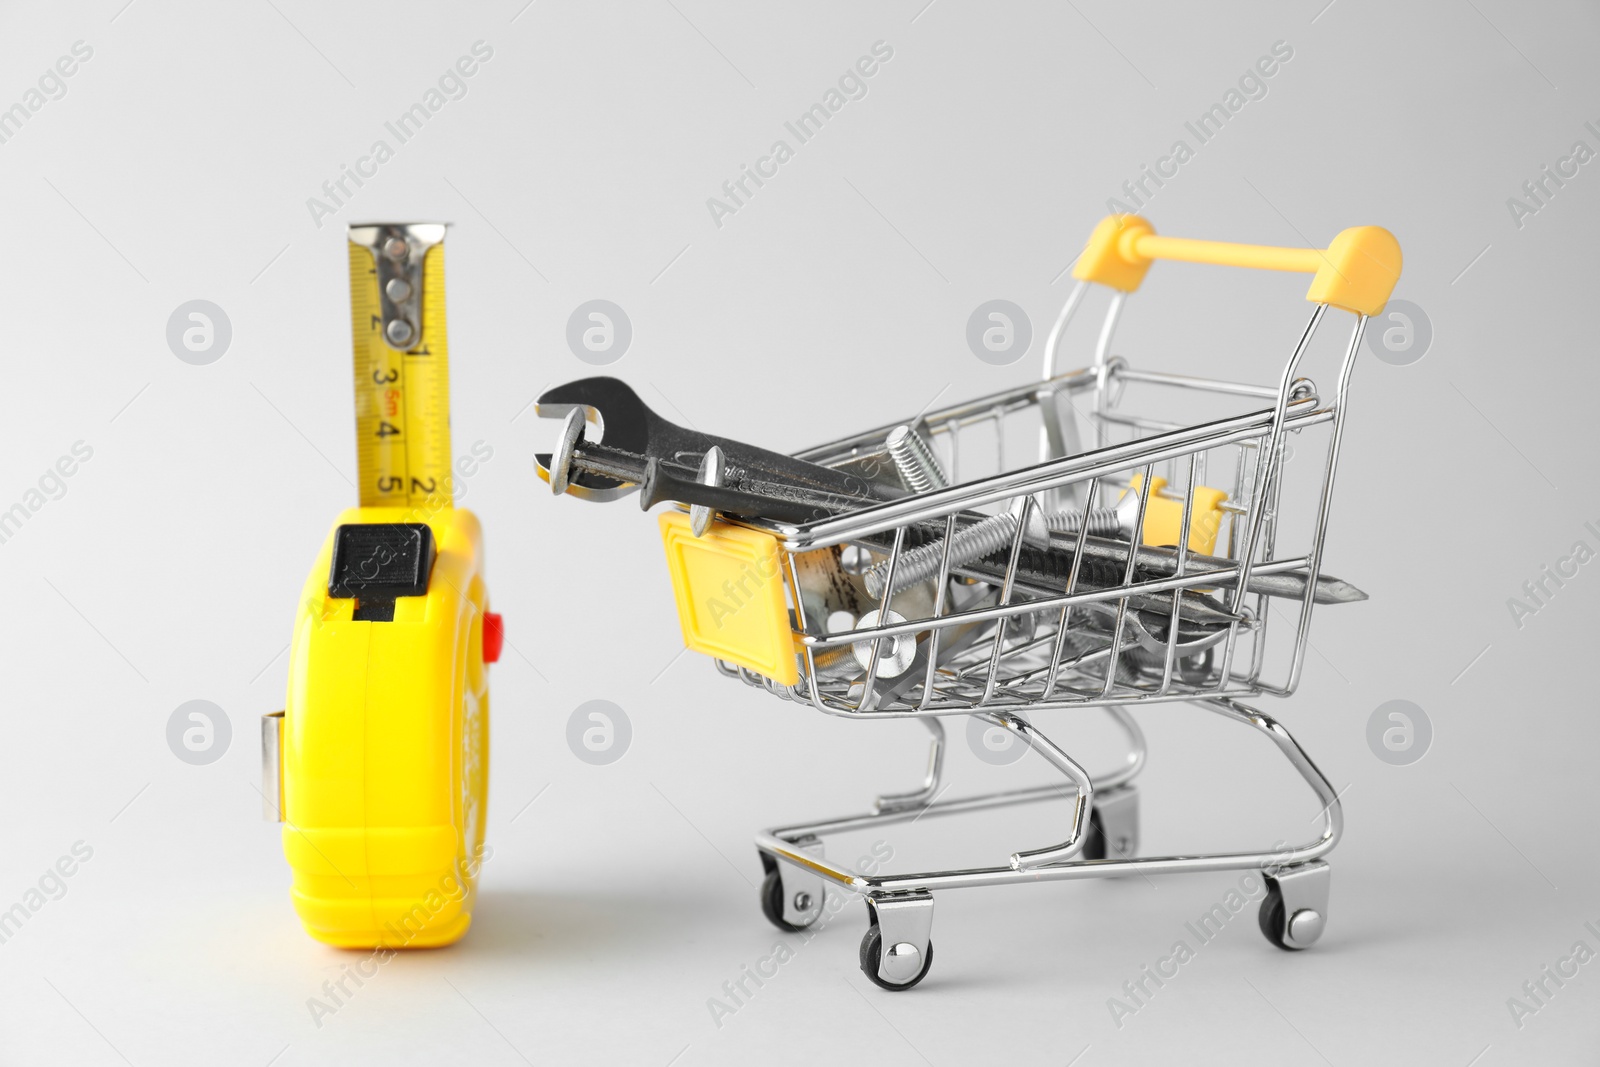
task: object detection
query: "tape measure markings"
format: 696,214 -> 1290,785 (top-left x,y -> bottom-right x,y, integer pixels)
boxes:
347,224 -> 453,510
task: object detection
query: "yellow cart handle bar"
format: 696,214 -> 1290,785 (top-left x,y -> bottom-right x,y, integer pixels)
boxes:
1072,214 -> 1402,318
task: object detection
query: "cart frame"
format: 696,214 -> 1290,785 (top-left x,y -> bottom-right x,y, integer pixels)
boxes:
716,216 -> 1399,988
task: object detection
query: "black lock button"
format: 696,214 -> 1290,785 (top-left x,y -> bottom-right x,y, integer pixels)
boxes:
328,523 -> 435,622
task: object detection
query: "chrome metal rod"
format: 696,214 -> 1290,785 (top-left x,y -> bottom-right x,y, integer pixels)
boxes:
1108,365 -> 1293,401
795,370 -> 1095,467
1101,706 -> 1147,791
1218,304 -> 1326,682
799,564 -> 1264,650
1283,314 -> 1367,694
983,712 -> 1093,869
766,397 -> 1331,552
1042,280 -> 1088,383
756,696 -> 1341,895
799,683 -> 1268,720
874,718 -> 946,814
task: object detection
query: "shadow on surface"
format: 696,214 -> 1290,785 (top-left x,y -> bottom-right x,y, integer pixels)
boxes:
457,887 -> 741,964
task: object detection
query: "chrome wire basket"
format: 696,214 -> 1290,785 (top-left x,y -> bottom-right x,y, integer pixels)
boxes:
543,214 -> 1402,989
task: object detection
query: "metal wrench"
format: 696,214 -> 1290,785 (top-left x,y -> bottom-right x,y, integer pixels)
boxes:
534,377 -> 892,523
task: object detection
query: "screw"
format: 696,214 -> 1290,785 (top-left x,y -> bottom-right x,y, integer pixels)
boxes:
863,499 -> 1129,600
886,424 -> 947,493
792,891 -> 813,912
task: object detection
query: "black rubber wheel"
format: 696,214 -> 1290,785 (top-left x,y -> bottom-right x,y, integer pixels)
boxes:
759,869 -> 819,933
858,924 -> 934,991
1081,808 -> 1107,861
1257,883 -> 1299,951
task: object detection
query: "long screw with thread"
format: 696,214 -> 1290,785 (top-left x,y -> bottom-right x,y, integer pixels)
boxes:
869,424 -> 1125,600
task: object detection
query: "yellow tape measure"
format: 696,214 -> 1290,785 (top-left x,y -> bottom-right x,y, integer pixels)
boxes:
347,223 -> 453,509
275,221 -> 491,950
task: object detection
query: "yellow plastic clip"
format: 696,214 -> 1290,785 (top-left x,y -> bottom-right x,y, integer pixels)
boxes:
659,511 -> 798,686
1123,475 -> 1228,555
1073,214 -> 1402,317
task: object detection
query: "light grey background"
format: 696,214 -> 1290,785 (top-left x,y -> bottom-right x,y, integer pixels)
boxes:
0,1 -> 1596,1064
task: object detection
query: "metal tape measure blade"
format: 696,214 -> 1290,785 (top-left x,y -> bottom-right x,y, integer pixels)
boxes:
348,224 -> 453,510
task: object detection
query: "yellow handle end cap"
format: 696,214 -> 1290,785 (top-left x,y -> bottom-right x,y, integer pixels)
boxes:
1306,226 -> 1403,318
1073,215 -> 1157,292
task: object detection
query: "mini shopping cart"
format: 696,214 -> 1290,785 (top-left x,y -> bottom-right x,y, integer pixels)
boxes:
538,214 -> 1401,989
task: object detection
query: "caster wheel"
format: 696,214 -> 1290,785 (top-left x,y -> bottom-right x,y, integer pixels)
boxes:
760,869 -> 821,933
1081,808 -> 1107,861
859,924 -> 934,991
1258,883 -> 1298,951
1080,788 -> 1137,862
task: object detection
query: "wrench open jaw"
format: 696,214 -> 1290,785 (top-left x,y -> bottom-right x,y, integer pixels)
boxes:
535,377 -> 894,523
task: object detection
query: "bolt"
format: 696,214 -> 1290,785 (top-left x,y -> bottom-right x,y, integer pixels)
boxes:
549,408 -> 588,497
839,545 -> 872,575
690,445 -> 724,537
863,499 -> 1127,600
886,424 -> 947,493
881,941 -> 923,983
792,891 -> 813,912
851,609 -> 916,677
1287,907 -> 1324,946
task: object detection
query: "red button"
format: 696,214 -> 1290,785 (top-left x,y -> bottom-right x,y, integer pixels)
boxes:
483,612 -> 504,664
